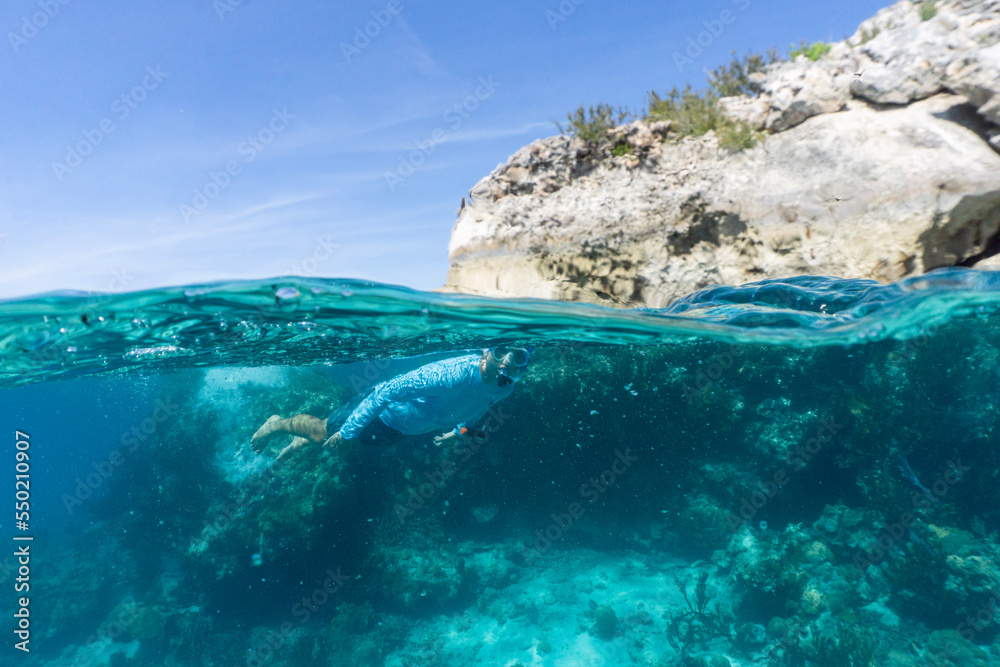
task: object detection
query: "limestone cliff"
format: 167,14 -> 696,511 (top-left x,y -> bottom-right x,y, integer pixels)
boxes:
444,0 -> 1000,307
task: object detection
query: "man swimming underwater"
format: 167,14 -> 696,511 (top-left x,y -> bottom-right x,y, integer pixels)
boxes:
251,347 -> 531,462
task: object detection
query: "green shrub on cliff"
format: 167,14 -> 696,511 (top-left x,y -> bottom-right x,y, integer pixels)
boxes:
790,40 -> 831,61
919,0 -> 938,21
557,104 -> 632,144
647,85 -> 724,136
560,49 -> 782,153
717,121 -> 763,152
646,86 -> 761,151
707,48 -> 782,97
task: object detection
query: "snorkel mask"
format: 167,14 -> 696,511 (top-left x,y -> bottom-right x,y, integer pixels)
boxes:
490,346 -> 531,387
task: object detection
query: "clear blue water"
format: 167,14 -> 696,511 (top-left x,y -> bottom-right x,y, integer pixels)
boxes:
3,268 -> 1000,666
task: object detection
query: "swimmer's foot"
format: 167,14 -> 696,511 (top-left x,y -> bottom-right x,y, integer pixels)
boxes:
251,415 -> 282,452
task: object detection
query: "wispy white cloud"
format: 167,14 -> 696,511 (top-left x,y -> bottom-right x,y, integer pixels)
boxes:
391,16 -> 453,81
442,121 -> 552,145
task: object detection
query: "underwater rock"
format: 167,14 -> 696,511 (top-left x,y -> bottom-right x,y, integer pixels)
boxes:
924,629 -> 991,666
861,598 -> 901,628
674,493 -> 735,555
884,649 -> 921,667
124,604 -> 168,643
461,544 -> 518,590
798,586 -> 824,615
689,653 -> 734,667
944,553 -> 1000,619
799,540 -> 834,564
928,524 -> 978,555
186,448 -> 358,580
716,525 -> 809,603
370,532 -> 470,610
593,604 -> 618,639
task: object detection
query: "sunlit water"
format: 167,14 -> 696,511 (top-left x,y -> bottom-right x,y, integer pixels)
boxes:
3,268 -> 1000,666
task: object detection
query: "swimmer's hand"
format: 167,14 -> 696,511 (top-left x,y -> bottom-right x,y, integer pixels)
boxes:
322,431 -> 349,450
433,431 -> 458,447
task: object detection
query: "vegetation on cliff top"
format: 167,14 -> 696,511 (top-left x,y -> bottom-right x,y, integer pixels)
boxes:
559,49 -> 780,153
789,40 -> 832,61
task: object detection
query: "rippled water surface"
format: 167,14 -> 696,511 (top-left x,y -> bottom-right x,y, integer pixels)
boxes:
3,268 -> 1000,666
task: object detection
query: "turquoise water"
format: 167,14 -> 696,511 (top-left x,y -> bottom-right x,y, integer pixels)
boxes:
3,268 -> 1000,666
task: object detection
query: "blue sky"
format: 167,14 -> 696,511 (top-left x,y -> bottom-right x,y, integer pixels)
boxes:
0,0 -> 891,299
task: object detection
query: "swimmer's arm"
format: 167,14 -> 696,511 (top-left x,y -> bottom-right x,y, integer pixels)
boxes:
434,423 -> 483,447
433,427 -> 462,446
339,374 -> 441,439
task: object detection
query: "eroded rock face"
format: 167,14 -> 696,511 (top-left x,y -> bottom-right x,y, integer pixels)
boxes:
444,0 -> 1000,307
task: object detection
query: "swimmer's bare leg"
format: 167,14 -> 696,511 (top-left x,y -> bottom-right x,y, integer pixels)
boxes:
251,414 -> 328,453
276,436 -> 318,463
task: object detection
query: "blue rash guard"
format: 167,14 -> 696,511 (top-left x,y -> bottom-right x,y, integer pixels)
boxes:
338,354 -> 514,440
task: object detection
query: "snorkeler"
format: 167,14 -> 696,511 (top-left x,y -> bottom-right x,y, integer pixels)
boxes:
250,347 -> 531,462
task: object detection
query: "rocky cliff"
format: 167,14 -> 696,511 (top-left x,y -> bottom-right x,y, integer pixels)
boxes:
444,0 -> 1000,307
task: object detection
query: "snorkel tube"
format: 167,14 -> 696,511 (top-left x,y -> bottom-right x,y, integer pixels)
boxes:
491,346 -> 532,387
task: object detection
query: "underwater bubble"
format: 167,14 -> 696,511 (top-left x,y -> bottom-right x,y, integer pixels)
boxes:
251,553 -> 263,567
124,345 -> 191,361
759,521 -> 768,531
276,287 -> 300,300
